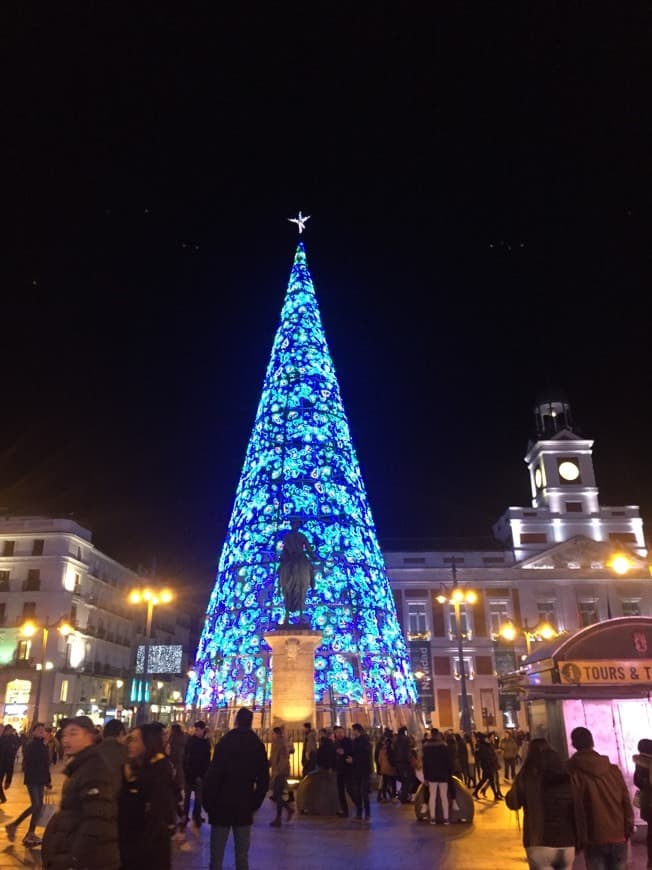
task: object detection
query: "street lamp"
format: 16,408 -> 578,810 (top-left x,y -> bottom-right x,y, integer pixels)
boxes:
499,619 -> 558,657
435,559 -> 476,734
128,587 -> 174,724
607,552 -> 635,576
20,618 -> 73,724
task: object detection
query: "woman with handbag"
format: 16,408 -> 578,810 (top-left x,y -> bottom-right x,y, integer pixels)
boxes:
633,737 -> 652,870
4,722 -> 52,847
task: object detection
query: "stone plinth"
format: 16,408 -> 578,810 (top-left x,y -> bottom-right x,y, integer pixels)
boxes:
264,627 -> 323,729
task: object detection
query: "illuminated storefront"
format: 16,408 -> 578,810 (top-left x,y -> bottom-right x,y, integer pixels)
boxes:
521,616 -> 652,820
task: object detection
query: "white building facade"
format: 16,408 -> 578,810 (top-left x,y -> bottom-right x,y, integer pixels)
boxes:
0,516 -> 191,728
385,398 -> 649,733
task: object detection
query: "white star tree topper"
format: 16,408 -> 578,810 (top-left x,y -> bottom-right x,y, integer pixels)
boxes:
288,211 -> 310,234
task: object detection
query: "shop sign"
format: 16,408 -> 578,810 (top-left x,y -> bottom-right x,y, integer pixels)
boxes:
559,660 -> 652,685
5,679 -> 31,704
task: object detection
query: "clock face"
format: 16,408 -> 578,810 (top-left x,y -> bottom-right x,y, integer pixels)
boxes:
558,459 -> 580,482
534,468 -> 543,489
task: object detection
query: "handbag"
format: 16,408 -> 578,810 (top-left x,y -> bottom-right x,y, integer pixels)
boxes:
36,790 -> 58,828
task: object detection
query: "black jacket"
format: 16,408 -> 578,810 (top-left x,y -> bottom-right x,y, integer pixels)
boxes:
95,738 -> 128,799
42,745 -> 120,870
350,733 -> 372,777
316,740 -> 337,770
423,742 -> 453,783
335,737 -> 353,775
183,734 -> 211,782
506,766 -> 577,848
23,737 -> 52,787
476,740 -> 499,774
119,755 -> 176,870
0,733 -> 19,782
203,727 -> 269,827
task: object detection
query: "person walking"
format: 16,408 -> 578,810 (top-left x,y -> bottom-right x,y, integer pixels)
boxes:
41,716 -> 120,870
0,725 -> 19,803
182,720 -> 211,828
202,706 -> 269,870
334,726 -> 354,817
96,718 -> 127,798
473,733 -> 503,801
393,726 -> 414,803
422,731 -> 453,825
377,732 -> 398,802
465,733 -> 477,788
633,737 -> 652,870
347,723 -> 372,823
500,731 -> 519,782
269,725 -> 294,827
567,726 -> 633,870
119,723 -> 177,870
506,737 -> 578,870
5,722 -> 52,847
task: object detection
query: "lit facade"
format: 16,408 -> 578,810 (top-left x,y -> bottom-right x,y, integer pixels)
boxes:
386,398 -> 649,732
0,516 -> 190,726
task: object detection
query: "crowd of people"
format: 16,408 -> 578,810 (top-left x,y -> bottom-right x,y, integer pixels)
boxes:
0,716 -> 648,870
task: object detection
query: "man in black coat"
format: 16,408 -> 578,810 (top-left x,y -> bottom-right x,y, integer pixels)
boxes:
347,723 -> 372,823
203,707 -> 269,870
41,716 -> 120,870
422,731 -> 453,824
472,733 -> 503,801
182,720 -> 212,827
334,726 -> 354,817
0,725 -> 19,802
5,722 -> 52,846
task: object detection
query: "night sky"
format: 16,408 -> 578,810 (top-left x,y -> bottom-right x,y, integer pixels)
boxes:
4,6 -> 652,604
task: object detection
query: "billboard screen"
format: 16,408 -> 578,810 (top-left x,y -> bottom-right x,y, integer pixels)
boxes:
135,644 -> 183,674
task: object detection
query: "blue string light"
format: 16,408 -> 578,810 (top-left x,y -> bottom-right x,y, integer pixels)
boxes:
187,242 -> 417,710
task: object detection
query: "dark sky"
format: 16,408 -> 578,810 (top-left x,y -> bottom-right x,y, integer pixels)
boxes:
3,5 -> 652,603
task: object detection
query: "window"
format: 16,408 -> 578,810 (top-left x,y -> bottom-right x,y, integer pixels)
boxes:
579,600 -> 598,627
537,600 -> 557,629
32,539 -> 44,556
24,569 -> 41,591
76,547 -> 82,560
70,604 -> 78,626
60,679 -> 69,702
520,533 -> 548,544
0,570 -> 9,591
565,502 -> 582,513
22,602 -> 37,620
0,602 -> 5,624
403,557 -> 425,565
2,540 -> 15,556
407,602 -> 429,640
482,556 -> 505,565
622,600 -> 641,617
17,639 -> 31,660
453,657 -> 474,679
448,604 -> 471,638
608,532 -> 637,543
74,573 -> 81,592
489,600 -> 511,637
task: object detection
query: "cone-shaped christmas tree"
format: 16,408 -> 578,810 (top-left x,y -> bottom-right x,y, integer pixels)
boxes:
188,242 -> 417,714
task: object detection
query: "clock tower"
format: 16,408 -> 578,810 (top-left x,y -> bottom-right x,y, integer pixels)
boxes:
493,396 -> 646,558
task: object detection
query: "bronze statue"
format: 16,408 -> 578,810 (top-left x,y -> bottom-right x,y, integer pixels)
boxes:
278,519 -> 317,624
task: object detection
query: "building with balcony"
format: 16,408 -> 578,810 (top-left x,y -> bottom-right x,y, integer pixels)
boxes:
385,397 -> 650,733
0,516 -> 191,728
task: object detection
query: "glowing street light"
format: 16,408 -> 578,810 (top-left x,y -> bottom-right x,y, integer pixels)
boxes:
435,558 -> 477,734
607,552 -> 634,576
499,619 -> 559,656
20,618 -> 74,723
128,585 -> 175,724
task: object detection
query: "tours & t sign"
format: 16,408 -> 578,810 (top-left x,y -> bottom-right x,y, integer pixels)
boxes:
559,660 -> 652,685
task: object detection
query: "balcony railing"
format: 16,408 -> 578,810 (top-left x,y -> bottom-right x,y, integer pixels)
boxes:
22,580 -> 41,592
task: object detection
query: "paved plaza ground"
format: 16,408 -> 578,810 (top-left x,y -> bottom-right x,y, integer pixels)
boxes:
0,768 -> 648,869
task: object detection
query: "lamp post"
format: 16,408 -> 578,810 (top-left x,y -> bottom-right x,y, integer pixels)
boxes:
499,619 -> 558,657
436,559 -> 477,734
128,587 -> 173,725
20,618 -> 73,724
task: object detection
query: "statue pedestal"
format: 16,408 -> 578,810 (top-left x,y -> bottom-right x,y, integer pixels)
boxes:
264,627 -> 323,729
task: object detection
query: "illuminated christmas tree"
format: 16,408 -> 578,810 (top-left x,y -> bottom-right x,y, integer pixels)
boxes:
188,241 -> 417,715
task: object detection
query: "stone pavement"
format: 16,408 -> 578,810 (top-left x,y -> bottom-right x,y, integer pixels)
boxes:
0,769 -> 648,869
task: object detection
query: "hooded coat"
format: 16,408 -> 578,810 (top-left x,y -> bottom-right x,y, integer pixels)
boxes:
202,727 -> 269,827
633,752 -> 652,822
505,752 -> 578,848
42,745 -> 120,870
567,749 -> 634,846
